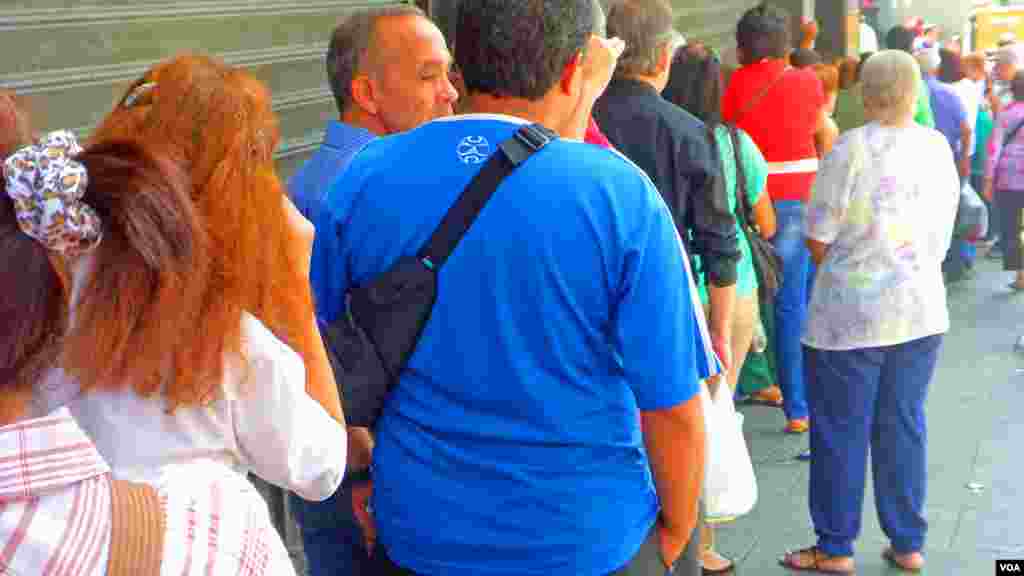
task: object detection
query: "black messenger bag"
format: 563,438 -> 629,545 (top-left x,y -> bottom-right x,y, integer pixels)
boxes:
320,123 -> 556,427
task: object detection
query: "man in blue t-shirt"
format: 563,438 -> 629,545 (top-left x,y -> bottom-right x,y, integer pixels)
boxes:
285,6 -> 458,576
311,1 -> 714,574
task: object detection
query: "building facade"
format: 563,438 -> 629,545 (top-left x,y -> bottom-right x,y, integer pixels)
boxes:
0,0 -> 419,179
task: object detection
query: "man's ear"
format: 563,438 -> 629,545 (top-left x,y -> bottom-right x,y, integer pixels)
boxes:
559,50 -> 584,96
350,75 -> 379,116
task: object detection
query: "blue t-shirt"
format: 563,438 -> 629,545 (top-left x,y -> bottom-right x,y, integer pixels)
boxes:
311,115 -> 711,576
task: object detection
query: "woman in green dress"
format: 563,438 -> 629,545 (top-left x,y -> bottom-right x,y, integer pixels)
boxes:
664,45 -> 778,575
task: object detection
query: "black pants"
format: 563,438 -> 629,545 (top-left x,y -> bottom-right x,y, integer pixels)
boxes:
999,191 -> 1024,271
373,522 -> 701,576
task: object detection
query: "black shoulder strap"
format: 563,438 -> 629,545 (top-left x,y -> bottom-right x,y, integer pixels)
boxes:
1004,119 -> 1024,149
726,125 -> 755,226
417,123 -> 556,269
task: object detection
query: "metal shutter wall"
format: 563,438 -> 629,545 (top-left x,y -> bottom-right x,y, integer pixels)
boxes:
0,0 -> 409,178
1,2 -> 409,571
673,0 -> 761,53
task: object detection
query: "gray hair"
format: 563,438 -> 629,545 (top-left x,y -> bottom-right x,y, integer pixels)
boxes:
607,0 -> 675,77
326,5 -> 426,114
861,50 -> 919,125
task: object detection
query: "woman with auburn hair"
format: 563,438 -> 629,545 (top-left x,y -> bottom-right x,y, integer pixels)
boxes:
12,55 -> 349,500
1,89 -> 305,575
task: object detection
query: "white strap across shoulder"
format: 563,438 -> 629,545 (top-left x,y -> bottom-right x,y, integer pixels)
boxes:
766,158 -> 820,175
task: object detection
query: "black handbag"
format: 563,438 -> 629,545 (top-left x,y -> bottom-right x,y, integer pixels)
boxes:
725,125 -> 783,301
319,124 -> 556,427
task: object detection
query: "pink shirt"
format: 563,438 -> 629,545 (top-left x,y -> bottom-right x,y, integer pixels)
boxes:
0,408 -> 298,575
986,101 -> 1024,192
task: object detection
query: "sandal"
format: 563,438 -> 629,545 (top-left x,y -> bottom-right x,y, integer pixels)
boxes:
779,547 -> 855,574
701,549 -> 735,575
882,548 -> 924,572
744,386 -> 784,407
785,418 -> 810,434
1009,282 -> 1024,292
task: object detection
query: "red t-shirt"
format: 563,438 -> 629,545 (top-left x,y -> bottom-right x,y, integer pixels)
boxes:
722,59 -> 825,202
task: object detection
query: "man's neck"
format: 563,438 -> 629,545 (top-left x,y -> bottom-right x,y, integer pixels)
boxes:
463,93 -> 570,135
340,108 -> 388,136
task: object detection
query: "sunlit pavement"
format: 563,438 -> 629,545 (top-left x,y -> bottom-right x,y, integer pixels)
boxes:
720,256 -> 1024,574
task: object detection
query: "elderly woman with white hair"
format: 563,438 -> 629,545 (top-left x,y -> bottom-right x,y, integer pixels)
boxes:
780,50 -> 959,574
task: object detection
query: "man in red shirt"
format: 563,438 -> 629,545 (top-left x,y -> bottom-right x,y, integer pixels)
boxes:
722,3 -> 827,434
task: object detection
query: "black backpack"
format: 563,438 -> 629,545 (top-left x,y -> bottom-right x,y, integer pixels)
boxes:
320,123 -> 556,427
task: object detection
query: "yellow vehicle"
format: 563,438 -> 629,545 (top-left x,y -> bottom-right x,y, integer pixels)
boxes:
967,4 -> 1024,53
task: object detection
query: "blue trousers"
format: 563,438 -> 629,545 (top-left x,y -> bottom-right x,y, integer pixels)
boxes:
773,201 -> 813,420
805,335 -> 942,557
290,477 -> 373,576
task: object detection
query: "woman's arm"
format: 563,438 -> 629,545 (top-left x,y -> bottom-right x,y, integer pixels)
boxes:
283,196 -> 346,426
752,193 -> 777,239
815,111 -> 839,159
232,317 -> 347,502
737,129 -> 774,238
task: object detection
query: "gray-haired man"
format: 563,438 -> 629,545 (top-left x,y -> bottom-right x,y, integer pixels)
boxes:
287,6 -> 458,575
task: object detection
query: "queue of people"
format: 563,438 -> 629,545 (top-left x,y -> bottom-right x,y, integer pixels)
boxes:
0,1 -> 997,575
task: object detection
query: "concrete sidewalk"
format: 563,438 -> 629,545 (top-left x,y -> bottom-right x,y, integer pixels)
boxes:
717,258 -> 1024,574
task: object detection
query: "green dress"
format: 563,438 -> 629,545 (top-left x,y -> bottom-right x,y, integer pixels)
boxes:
915,73 -> 935,128
695,125 -> 768,304
973,105 -> 994,177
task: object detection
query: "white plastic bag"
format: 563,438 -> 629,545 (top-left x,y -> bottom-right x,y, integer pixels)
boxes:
700,381 -> 758,522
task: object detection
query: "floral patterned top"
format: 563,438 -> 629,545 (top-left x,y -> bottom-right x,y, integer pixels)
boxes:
803,123 -> 959,351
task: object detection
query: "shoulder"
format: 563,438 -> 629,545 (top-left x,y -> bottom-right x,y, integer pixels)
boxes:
239,313 -> 303,375
911,123 -> 956,150
551,139 -> 668,218
657,97 -> 705,133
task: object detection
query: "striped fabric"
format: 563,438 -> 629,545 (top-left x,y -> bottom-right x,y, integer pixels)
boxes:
0,409 -> 112,576
0,408 -> 296,576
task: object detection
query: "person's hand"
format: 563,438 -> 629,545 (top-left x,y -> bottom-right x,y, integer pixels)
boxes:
983,179 -> 994,202
655,517 -> 690,569
282,194 -> 315,279
580,35 -> 626,103
959,158 -> 971,180
351,480 -> 377,554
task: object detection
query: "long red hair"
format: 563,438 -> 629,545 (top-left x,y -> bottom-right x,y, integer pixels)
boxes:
61,54 -> 313,408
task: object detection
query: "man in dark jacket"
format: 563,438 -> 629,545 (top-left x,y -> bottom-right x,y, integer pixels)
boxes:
594,0 -> 739,374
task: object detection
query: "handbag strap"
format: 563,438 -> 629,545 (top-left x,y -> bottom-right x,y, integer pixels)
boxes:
732,67 -> 788,125
724,125 -> 756,231
997,117 -> 1024,168
107,479 -> 165,576
417,123 -> 556,269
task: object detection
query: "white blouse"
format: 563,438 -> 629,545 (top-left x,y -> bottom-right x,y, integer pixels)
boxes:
803,123 -> 959,351
63,312 -> 347,502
